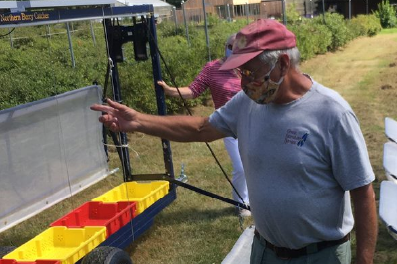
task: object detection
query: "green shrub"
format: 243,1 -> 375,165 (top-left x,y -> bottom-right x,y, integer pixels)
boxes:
0,24 -> 108,110
0,16 -> 382,113
374,0 -> 397,28
289,20 -> 332,60
313,13 -> 351,51
156,20 -> 185,38
285,3 -> 302,25
206,13 -> 223,26
365,14 -> 384,35
347,16 -> 369,37
348,14 -> 382,38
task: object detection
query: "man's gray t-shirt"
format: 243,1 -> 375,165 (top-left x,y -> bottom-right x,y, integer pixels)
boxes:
209,80 -> 375,249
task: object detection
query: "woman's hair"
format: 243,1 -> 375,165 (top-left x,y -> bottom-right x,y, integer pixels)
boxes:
225,33 -> 237,46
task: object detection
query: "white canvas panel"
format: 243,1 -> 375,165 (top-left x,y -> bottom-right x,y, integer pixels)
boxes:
0,85 -> 111,232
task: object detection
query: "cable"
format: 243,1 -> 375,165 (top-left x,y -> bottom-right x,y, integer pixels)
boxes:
0,28 -> 15,38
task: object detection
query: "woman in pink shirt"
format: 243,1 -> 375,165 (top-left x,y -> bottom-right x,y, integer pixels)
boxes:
157,34 -> 250,217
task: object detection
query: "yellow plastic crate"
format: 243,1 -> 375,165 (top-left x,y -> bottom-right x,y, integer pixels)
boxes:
92,181 -> 169,214
3,226 -> 106,264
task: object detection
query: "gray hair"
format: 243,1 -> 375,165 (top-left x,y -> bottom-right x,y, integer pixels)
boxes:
258,47 -> 301,69
226,33 -> 237,46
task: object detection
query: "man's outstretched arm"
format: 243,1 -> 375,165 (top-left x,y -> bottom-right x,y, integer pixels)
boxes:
90,99 -> 226,142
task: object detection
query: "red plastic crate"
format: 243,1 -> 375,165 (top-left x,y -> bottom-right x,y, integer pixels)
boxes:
50,201 -> 136,237
0,260 -> 60,264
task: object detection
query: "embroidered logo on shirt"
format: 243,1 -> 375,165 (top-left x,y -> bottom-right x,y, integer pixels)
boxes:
284,129 -> 310,147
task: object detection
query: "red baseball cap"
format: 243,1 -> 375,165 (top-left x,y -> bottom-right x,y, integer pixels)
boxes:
220,19 -> 296,70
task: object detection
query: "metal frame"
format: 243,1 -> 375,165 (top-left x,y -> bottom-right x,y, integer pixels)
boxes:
0,0 -> 116,12
0,3 -> 177,255
0,5 -> 155,28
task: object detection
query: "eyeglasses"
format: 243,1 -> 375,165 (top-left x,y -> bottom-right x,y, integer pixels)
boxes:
237,68 -> 259,80
237,62 -> 276,84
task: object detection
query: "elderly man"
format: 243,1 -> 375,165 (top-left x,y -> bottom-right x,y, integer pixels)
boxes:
91,19 -> 377,263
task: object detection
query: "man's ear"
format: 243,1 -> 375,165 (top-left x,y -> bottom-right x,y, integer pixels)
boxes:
278,54 -> 290,75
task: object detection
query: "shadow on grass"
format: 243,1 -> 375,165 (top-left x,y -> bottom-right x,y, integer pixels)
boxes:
126,205 -> 252,262
377,224 -> 397,250
157,206 -> 237,225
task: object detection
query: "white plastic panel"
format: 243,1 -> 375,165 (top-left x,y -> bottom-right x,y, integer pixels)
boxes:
222,225 -> 254,264
385,117 -> 397,143
384,142 -> 397,184
0,85 -> 111,233
379,181 -> 397,240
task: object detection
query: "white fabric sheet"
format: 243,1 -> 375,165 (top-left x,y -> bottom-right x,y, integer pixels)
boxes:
0,85 -> 111,232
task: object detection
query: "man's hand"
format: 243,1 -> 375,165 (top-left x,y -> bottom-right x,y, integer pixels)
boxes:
90,99 -> 138,132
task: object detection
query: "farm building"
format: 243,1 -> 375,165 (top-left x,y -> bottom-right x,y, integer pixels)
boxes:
171,0 -> 384,24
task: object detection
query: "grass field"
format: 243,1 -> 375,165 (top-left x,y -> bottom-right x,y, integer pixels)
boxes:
1,29 -> 397,263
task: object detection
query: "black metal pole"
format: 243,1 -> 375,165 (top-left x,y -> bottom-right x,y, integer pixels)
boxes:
147,15 -> 176,182
131,173 -> 250,210
202,0 -> 211,61
104,18 -> 132,182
